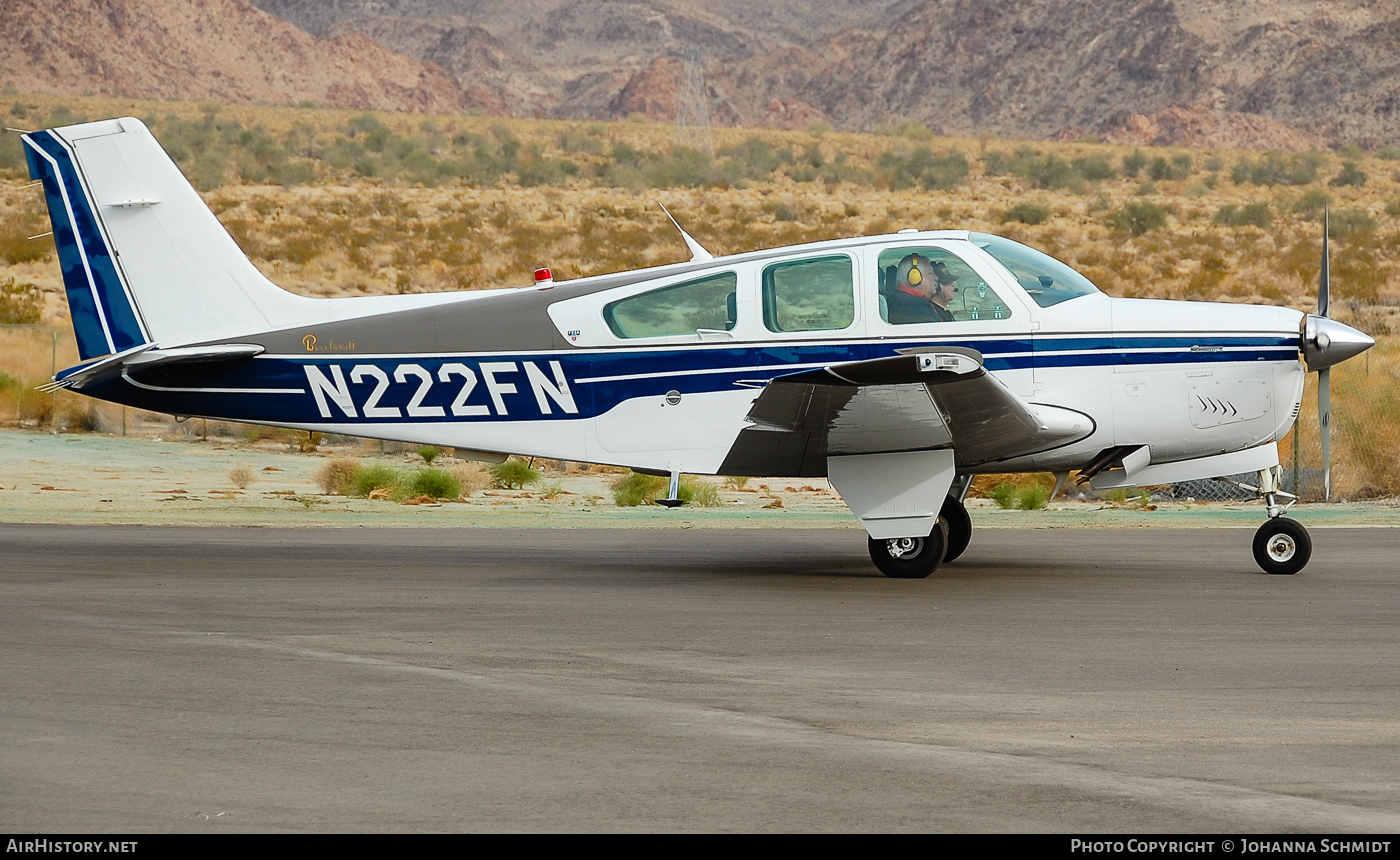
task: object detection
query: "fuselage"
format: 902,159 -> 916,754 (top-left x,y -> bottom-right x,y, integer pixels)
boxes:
81,230 -> 1305,478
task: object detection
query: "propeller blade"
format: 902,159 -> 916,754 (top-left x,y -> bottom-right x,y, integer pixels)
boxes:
1318,209 -> 1330,318
1319,366 -> 1331,502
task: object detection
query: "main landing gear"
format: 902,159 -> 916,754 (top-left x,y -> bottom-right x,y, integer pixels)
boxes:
868,494 -> 973,579
1220,467 -> 1311,575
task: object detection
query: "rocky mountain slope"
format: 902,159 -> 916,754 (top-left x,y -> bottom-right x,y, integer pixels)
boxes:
6,0 -> 1400,148
0,0 -> 472,114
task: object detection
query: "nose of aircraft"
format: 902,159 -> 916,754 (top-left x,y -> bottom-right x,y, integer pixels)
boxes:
1301,315 -> 1376,371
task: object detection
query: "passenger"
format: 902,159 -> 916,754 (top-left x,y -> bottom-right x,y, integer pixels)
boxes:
886,253 -> 956,324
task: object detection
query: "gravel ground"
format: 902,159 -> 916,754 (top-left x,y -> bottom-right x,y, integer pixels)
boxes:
2,428 -> 1398,530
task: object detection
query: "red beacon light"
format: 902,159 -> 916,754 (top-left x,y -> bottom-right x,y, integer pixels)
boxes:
534,267 -> 554,289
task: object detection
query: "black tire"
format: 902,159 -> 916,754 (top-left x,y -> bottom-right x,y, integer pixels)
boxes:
868,526 -> 947,579
1252,518 -> 1312,575
940,496 -> 973,563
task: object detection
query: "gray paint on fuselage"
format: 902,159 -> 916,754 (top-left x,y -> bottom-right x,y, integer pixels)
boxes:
197,232 -> 917,356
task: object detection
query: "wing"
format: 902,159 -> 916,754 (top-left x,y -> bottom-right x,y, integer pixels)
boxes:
718,349 -> 1093,477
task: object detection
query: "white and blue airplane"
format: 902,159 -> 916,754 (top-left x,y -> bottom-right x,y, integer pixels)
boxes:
19,117 -> 1375,577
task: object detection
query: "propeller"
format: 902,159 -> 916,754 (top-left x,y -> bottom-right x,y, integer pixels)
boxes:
1319,210 -> 1330,501
1300,208 -> 1375,501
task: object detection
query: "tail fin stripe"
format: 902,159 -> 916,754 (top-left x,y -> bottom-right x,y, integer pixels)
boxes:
23,131 -> 148,359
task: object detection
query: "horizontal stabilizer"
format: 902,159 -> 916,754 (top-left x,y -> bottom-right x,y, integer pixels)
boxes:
45,343 -> 265,391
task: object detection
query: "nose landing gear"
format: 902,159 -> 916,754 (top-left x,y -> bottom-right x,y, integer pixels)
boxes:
1218,467 -> 1310,575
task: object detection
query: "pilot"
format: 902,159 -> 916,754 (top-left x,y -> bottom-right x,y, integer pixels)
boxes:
886,253 -> 956,324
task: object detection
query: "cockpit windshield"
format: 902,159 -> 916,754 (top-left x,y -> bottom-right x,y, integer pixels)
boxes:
970,233 -> 1101,308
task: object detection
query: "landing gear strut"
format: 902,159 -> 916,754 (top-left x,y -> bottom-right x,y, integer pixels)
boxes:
1219,467 -> 1311,575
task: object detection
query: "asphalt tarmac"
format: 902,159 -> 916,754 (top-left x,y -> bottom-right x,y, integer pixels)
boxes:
3,524 -> 1399,833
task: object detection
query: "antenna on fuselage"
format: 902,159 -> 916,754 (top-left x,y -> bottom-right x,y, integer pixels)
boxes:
658,203 -> 714,262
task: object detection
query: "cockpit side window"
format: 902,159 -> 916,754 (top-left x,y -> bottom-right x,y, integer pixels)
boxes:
603,272 -> 738,338
876,246 -> 1012,324
970,233 -> 1101,308
762,256 -> 855,333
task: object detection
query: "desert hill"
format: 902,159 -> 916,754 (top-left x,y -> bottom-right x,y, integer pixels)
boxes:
0,0 -> 472,114
251,0 -> 1400,148
5,0 -> 1400,148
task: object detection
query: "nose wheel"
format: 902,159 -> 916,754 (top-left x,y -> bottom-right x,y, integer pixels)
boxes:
1252,517 -> 1312,575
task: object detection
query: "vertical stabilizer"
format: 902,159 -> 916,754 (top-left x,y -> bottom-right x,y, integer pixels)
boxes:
23,118 -> 315,360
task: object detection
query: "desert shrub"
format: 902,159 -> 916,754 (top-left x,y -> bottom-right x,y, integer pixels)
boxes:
1386,197 -> 1400,219
1016,483 -> 1049,510
450,462 -> 491,496
0,278 -> 42,324
60,406 -> 102,433
1330,161 -> 1367,187
877,147 -> 969,191
716,136 -> 788,182
1187,254 -> 1230,296
538,480 -> 565,499
679,476 -> 722,507
516,145 -> 579,187
722,475 -> 751,490
491,457 -> 540,489
897,121 -> 934,140
228,465 -> 254,490
611,471 -> 666,507
1003,201 -> 1051,225
1328,208 -> 1378,240
1121,149 -> 1148,177
1213,202 -> 1271,228
0,206 -> 53,265
1291,188 -> 1332,219
985,148 -> 1084,191
315,458 -> 359,494
352,462 -> 403,497
418,445 -> 440,464
1148,154 -> 1192,181
1071,154 -> 1116,181
1231,152 -> 1324,186
989,482 -> 1018,509
406,467 -> 461,499
1108,201 -> 1168,235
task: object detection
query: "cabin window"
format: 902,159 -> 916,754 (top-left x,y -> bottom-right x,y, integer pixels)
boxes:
603,272 -> 738,338
762,256 -> 855,333
875,246 -> 1012,324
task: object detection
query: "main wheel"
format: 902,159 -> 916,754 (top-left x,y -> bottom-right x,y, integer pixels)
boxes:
1252,518 -> 1312,575
940,495 -> 973,563
868,525 -> 947,579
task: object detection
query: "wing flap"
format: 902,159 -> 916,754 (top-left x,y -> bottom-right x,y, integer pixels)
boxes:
743,349 -> 1092,466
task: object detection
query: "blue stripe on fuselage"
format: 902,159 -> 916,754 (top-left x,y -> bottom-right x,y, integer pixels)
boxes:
78,334 -> 1298,426
24,132 -> 146,360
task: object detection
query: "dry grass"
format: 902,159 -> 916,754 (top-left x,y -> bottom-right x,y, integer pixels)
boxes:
2,92 -> 1398,494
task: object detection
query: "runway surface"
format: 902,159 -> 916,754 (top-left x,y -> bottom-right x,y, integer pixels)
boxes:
3,524 -> 1399,832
